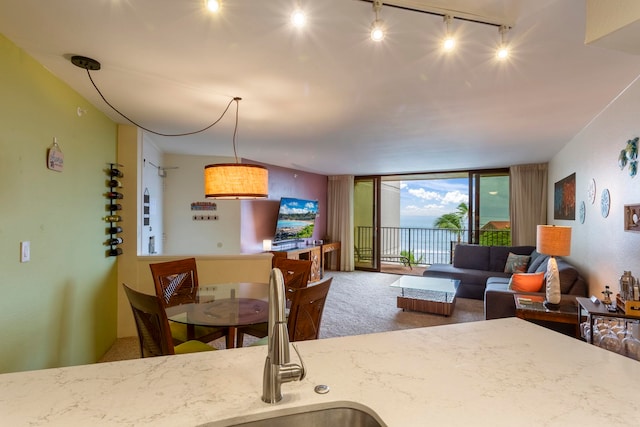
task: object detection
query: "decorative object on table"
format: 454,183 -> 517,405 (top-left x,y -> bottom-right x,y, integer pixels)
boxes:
617,270 -> 640,317
46,137 -> 64,172
600,188 -> 610,218
624,204 -> 640,232
618,136 -> 638,177
536,225 -> 572,309
619,271 -> 636,302
579,201 -> 586,224
601,285 -> 612,305
587,178 -> 596,204
553,173 -> 575,220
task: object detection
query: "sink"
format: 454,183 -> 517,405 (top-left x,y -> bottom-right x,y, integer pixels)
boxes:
203,402 -> 386,427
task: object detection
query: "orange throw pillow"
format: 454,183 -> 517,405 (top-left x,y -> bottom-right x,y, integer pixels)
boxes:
508,272 -> 545,292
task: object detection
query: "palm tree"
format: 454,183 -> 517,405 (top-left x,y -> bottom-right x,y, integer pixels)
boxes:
433,202 -> 468,243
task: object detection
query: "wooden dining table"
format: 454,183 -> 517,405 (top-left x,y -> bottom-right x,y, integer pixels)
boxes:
165,282 -> 269,349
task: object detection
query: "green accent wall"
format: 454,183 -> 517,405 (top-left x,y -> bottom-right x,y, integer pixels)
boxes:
0,34 -> 118,373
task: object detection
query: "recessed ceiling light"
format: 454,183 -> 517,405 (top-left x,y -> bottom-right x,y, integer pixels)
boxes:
205,0 -> 220,13
291,9 -> 306,28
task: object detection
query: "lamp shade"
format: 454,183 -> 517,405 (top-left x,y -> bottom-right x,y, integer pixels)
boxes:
204,163 -> 268,199
536,225 -> 571,257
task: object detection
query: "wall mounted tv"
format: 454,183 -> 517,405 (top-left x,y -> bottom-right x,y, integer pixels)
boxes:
273,197 -> 319,243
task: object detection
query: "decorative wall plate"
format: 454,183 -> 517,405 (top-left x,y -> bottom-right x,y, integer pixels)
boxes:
587,179 -> 596,204
579,201 -> 586,224
601,189 -> 610,218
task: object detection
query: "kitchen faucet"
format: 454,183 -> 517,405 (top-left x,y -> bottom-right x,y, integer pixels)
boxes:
262,268 -> 305,403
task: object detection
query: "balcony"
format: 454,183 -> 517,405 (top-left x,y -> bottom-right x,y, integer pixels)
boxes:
355,226 -> 511,275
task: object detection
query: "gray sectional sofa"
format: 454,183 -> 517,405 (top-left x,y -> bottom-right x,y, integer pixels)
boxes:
422,244 -> 536,299
421,244 -> 587,319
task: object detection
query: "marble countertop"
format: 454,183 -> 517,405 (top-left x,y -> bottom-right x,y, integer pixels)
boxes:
1,318 -> 639,426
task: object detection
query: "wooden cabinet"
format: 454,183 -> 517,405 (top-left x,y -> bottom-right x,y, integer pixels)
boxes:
321,241 -> 341,272
271,241 -> 340,282
271,246 -> 321,282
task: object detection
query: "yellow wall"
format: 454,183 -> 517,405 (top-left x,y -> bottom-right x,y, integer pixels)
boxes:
0,34 -> 118,373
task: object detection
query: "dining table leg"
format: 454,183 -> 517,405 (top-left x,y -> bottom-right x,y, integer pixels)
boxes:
226,327 -> 236,349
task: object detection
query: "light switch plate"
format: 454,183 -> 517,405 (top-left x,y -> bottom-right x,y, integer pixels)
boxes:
20,241 -> 30,262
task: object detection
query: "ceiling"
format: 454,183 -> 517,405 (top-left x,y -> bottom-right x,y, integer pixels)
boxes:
1,0 -> 639,176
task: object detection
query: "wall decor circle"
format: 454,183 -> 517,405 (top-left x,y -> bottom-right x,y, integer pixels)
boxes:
587,178 -> 596,204
579,201 -> 586,224
600,189 -> 610,218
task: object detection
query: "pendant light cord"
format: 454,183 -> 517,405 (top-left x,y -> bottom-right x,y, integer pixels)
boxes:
232,97 -> 240,163
84,68 -> 236,137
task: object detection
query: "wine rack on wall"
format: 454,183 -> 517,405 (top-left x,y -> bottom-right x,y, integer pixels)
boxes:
105,163 -> 123,257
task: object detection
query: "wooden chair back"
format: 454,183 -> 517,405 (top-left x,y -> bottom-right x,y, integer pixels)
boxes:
123,283 -> 175,357
287,276 -> 332,342
149,258 -> 199,307
273,258 -> 312,291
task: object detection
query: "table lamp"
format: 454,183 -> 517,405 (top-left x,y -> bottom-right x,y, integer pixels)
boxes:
536,225 -> 572,309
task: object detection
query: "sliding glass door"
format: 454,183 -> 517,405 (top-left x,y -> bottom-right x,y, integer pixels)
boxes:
354,176 -> 380,271
354,170 -> 509,271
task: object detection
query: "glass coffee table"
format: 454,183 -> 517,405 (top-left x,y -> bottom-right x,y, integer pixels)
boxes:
390,276 -> 460,316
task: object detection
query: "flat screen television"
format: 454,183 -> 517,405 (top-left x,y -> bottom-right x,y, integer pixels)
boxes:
273,197 -> 318,243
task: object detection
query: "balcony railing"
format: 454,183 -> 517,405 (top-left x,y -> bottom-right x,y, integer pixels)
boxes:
355,226 -> 512,266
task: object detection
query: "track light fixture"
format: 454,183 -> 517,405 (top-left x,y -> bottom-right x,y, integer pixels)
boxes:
358,0 -> 512,60
442,15 -> 456,52
370,0 -> 385,42
497,25 -> 510,59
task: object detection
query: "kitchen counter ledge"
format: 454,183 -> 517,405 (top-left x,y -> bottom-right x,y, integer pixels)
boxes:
1,318 -> 638,426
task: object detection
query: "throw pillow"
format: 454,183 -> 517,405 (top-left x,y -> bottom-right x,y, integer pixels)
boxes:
504,252 -> 531,273
508,272 -> 545,292
527,251 -> 548,273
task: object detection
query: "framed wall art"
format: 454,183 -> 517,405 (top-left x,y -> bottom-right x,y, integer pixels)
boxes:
554,172 -> 576,220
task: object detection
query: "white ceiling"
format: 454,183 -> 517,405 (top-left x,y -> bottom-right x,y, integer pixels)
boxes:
1,0 -> 639,176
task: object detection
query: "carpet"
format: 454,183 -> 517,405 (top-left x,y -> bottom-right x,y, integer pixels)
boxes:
320,271 -> 484,338
100,270 -> 484,362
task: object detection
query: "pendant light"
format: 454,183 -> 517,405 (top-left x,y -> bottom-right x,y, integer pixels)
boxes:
204,98 -> 269,199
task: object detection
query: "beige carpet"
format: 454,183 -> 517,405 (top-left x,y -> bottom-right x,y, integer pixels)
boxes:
100,270 -> 484,362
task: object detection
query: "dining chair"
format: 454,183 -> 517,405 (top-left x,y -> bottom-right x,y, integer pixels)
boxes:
251,276 -> 333,346
122,284 -> 215,357
149,258 -> 228,345
273,257 -> 312,292
235,258 -> 313,347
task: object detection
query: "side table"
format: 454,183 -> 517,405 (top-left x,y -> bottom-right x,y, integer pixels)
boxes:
514,294 -> 580,337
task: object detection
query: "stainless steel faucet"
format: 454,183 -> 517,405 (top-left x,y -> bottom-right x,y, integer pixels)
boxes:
262,268 -> 305,403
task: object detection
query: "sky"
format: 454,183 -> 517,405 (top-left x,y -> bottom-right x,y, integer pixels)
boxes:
394,177 -> 509,228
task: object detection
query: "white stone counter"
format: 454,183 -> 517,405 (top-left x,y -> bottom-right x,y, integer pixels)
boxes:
1,318 -> 638,426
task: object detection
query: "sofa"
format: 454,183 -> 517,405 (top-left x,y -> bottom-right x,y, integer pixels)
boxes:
422,244 -> 537,299
422,244 -> 588,319
484,256 -> 587,320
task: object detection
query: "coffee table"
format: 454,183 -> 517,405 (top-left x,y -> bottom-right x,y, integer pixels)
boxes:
390,276 -> 459,316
